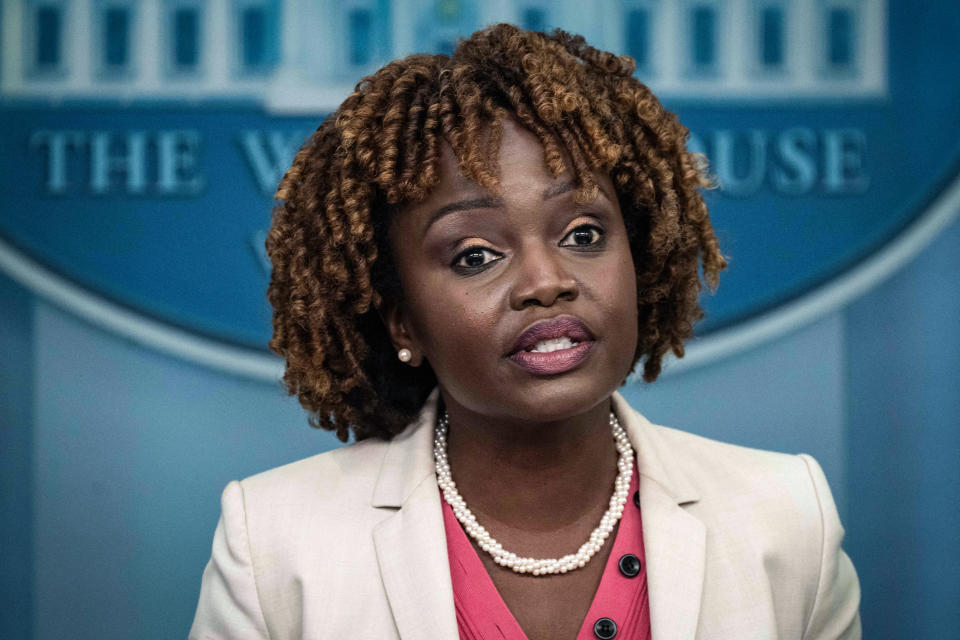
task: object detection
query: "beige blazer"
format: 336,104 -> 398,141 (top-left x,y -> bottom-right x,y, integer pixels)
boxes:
190,391 -> 860,639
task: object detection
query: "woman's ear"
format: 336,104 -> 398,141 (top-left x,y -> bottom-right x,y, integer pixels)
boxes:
378,298 -> 424,367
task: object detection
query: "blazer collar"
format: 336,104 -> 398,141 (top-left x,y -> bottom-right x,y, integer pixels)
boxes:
371,389 -> 705,640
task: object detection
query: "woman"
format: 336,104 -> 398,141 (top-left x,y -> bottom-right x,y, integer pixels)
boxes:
190,24 -> 860,639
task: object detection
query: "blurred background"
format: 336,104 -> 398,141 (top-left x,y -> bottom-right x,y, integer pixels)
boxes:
1,1 -> 958,637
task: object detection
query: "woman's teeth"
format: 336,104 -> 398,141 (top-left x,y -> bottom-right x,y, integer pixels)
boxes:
527,337 -> 579,353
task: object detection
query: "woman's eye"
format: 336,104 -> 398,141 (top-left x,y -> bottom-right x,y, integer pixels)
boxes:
453,246 -> 501,270
560,224 -> 604,247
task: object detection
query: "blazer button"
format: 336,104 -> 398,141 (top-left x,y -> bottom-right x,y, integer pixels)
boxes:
618,553 -> 642,578
633,490 -> 640,508
593,617 -> 618,639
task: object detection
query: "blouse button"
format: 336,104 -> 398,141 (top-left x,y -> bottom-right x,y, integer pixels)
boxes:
618,553 -> 642,578
633,490 -> 640,508
593,617 -> 618,639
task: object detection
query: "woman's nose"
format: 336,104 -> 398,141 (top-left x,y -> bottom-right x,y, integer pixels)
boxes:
508,244 -> 579,309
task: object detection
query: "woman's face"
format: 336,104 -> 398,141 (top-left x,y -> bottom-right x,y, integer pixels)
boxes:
385,119 -> 638,424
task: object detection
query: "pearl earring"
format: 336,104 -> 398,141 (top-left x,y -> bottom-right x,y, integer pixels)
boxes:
397,348 -> 412,363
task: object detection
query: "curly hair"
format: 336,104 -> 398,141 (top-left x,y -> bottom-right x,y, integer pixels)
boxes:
266,23 -> 726,442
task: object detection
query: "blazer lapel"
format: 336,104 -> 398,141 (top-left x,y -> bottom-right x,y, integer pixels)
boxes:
613,393 -> 706,640
638,476 -> 706,640
371,390 -> 460,640
373,479 -> 459,640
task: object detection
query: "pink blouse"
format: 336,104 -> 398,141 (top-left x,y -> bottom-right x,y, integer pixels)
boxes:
441,459 -> 651,640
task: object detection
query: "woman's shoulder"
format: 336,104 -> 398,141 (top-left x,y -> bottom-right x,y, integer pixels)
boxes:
652,423 -> 836,534
655,423 -> 832,517
213,436 -> 402,593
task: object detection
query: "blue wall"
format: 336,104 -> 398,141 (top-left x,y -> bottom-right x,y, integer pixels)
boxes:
1,210 -> 958,637
844,216 -> 960,639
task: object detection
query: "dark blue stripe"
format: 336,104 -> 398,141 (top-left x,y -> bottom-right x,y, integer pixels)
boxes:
0,272 -> 34,639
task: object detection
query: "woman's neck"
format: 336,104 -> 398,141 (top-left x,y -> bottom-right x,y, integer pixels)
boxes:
440,393 -> 620,534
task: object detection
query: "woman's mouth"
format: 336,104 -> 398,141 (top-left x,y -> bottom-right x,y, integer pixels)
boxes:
508,316 -> 596,375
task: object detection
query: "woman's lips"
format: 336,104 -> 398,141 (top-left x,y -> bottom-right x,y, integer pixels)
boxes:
509,340 -> 595,375
508,315 -> 596,375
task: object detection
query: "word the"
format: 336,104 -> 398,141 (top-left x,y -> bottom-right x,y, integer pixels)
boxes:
29,130 -> 206,195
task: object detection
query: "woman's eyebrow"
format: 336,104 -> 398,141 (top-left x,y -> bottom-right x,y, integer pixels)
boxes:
425,196 -> 502,232
543,181 -> 577,199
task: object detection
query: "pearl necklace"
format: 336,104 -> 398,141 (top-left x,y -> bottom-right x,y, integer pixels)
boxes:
433,410 -> 634,576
